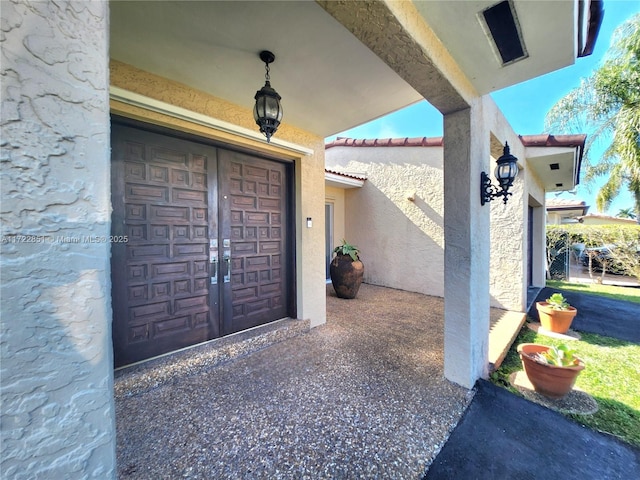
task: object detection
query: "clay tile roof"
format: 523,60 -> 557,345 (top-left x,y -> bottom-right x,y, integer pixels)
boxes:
546,198 -> 587,208
324,169 -> 367,181
325,136 -> 444,149
519,134 -> 587,148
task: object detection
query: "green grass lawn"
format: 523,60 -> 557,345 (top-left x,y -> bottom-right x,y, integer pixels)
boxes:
546,279 -> 640,304
491,281 -> 640,447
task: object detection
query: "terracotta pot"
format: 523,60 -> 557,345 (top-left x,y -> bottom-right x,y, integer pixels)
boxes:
517,343 -> 584,399
330,254 -> 364,299
536,302 -> 577,334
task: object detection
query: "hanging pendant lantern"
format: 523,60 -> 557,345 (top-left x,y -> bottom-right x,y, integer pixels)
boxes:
253,50 -> 283,143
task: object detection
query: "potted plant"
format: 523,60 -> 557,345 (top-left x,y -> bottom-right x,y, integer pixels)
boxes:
517,343 -> 585,399
330,239 -> 364,299
535,292 -> 577,334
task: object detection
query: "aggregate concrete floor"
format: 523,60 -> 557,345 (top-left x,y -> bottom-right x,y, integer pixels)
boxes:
116,284 -> 476,479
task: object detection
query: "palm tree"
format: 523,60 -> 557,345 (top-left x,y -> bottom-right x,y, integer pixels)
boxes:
546,14 -> 640,222
617,207 -> 637,219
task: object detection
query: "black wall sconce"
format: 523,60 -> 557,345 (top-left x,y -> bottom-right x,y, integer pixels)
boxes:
481,142 -> 519,205
254,50 -> 283,143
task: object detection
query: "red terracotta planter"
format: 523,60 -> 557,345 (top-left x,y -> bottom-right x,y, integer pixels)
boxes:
517,343 -> 584,399
536,302 -> 577,334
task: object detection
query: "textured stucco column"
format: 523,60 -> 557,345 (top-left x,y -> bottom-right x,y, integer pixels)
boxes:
443,101 -> 490,388
489,141 -> 527,311
1,1 -> 115,478
296,150 -> 328,327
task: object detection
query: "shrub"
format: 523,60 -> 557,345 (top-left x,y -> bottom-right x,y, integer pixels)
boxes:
546,224 -> 640,280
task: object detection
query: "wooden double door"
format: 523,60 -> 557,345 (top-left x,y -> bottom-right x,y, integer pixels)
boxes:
111,122 -> 292,367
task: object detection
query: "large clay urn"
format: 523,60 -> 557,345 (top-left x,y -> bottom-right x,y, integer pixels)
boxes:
536,302 -> 577,334
330,253 -> 364,299
517,343 -> 584,399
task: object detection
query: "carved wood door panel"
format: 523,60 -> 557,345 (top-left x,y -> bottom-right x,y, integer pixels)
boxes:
111,124 -> 218,367
218,149 -> 289,335
111,122 -> 291,367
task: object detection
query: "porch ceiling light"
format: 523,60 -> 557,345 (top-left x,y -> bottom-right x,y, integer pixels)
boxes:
253,50 -> 283,143
481,142 -> 519,205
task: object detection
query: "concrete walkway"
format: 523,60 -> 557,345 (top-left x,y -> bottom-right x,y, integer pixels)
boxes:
116,284 -> 480,479
568,262 -> 640,288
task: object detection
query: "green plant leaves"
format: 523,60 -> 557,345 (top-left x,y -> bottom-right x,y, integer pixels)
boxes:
333,239 -> 360,261
546,292 -> 571,310
540,343 -> 580,366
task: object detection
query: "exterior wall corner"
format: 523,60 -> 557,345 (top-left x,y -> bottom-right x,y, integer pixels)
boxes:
1,1 -> 116,477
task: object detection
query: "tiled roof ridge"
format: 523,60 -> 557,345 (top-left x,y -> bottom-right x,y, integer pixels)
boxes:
546,198 -> 587,207
326,136 -> 444,149
519,134 -> 587,147
327,133 -> 587,149
325,168 -> 367,181
580,213 -> 637,220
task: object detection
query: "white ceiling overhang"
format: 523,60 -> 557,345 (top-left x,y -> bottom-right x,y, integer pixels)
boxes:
110,1 -> 422,138
414,0 -> 582,94
525,147 -> 581,192
110,1 -> 591,138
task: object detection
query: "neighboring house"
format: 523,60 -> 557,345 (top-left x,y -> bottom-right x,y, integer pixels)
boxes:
578,214 -> 639,226
546,198 -> 590,224
325,134 -> 586,311
1,1 -> 602,476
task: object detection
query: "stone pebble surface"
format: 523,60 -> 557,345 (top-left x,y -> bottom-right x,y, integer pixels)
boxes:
116,284 -> 473,479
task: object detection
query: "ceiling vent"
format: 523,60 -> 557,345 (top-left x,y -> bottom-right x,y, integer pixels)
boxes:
556,183 -> 563,188
550,163 -> 560,170
481,0 -> 528,66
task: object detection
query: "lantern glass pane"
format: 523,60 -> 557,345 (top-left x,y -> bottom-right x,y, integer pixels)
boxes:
253,101 -> 262,122
265,96 -> 280,119
495,162 -> 518,181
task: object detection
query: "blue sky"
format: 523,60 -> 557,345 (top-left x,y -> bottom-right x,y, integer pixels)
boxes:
326,1 -> 639,216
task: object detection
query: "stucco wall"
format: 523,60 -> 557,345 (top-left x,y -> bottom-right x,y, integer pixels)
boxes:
110,61 -> 327,326
488,164 -> 526,310
326,117 -> 547,311
1,1 -> 115,478
326,146 -> 445,297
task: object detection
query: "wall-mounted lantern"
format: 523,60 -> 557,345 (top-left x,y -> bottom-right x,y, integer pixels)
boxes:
253,50 -> 283,143
481,142 -> 519,205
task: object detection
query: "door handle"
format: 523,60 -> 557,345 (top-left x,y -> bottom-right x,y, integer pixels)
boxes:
209,239 -> 218,285
210,258 -> 218,285
223,249 -> 231,283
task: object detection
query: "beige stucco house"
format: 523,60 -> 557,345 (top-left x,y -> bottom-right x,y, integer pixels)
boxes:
1,1 -> 602,476
325,134 -> 587,311
578,213 -> 639,225
546,198 -> 591,224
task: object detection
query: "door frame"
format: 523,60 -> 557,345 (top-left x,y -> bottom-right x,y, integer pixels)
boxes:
110,116 -> 297,365
325,202 -> 334,282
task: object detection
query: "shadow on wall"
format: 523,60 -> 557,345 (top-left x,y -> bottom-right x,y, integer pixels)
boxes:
344,179 -> 445,297
0,235 -> 115,478
341,177 -> 508,311
413,194 -> 444,230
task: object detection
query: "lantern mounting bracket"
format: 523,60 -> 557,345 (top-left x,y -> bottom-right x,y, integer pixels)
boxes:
481,171 -> 511,205
259,51 -> 275,64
